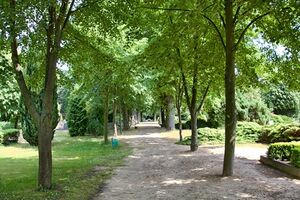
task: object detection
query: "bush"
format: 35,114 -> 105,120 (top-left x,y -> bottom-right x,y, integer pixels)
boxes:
291,147 -> 300,168
66,95 -> 87,137
258,124 -> 300,144
269,114 -> 294,124
236,89 -> 271,125
236,121 -> 262,142
205,97 -> 225,128
0,129 -> 19,145
267,141 -> 300,161
20,90 -> 59,146
264,85 -> 299,117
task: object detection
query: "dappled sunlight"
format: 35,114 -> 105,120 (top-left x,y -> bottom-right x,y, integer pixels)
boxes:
162,178 -> 207,186
0,146 -> 37,158
236,193 -> 256,198
128,155 -> 141,159
191,168 -> 204,171
54,156 -> 80,161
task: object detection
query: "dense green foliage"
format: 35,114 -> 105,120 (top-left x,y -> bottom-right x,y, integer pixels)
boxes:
179,121 -> 300,145
66,94 -> 88,137
20,91 -> 59,146
0,131 -> 131,200
264,86 -> 299,117
0,55 -> 20,122
258,124 -> 300,144
236,89 -> 271,125
291,147 -> 300,168
0,129 -> 19,145
267,141 -> 300,162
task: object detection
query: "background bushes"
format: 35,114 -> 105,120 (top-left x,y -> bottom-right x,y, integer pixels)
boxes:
264,85 -> 299,117
20,91 -> 59,146
66,94 -> 88,137
0,121 -> 19,145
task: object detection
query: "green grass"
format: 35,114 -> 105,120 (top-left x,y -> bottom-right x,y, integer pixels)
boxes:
0,131 -> 131,200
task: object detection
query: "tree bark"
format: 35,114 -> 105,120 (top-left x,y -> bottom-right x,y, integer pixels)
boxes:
223,0 -> 237,176
103,92 -> 109,143
161,107 -> 166,127
177,106 -> 183,142
190,109 -> 198,151
122,104 -> 130,130
37,120 -> 53,189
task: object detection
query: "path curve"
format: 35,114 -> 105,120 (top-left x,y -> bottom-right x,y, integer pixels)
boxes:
94,122 -> 300,200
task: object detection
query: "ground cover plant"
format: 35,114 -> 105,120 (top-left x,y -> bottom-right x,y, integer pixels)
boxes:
0,131 -> 131,200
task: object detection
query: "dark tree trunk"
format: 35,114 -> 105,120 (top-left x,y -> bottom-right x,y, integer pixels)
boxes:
122,104 -> 130,131
177,107 -> 183,142
161,107 -> 166,127
223,0 -> 236,176
103,93 -> 109,143
190,108 -> 198,151
37,120 -> 53,189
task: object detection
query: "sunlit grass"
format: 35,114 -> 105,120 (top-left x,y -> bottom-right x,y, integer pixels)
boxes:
0,131 -> 131,200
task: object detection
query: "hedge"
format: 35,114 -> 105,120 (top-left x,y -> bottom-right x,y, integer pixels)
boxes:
291,147 -> 300,168
0,129 -> 19,145
267,141 -> 300,161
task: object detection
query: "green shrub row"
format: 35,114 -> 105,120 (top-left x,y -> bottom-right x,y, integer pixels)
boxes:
291,147 -> 300,168
178,121 -> 300,145
267,142 -> 300,161
0,129 -> 19,145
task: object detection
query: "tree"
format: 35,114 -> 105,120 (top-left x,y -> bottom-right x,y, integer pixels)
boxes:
3,0 -> 76,189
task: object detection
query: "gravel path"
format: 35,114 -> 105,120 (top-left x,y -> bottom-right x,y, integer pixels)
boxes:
93,122 -> 300,200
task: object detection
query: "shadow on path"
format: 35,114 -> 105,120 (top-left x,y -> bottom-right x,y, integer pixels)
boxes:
93,122 -> 300,200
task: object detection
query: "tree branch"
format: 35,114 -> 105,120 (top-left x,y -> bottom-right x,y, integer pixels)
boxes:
202,14 -> 226,50
177,47 -> 191,111
197,80 -> 211,112
219,13 -> 226,29
62,0 -> 76,31
9,0 -> 40,124
235,11 -> 270,49
233,6 -> 241,24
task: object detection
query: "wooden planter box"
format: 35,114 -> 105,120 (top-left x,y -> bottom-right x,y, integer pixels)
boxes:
260,155 -> 300,179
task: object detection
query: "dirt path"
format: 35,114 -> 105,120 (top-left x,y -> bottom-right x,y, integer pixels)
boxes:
93,122 -> 300,200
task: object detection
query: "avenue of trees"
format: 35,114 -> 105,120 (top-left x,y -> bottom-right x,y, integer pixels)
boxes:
0,0 -> 299,189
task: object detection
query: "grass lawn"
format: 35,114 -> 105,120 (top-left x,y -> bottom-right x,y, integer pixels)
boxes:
0,131 -> 131,200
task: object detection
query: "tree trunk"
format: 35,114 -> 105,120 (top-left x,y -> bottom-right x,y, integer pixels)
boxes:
122,105 -> 130,130
37,118 -> 53,189
103,93 -> 109,143
161,107 -> 166,127
167,96 -> 175,131
223,0 -> 236,176
190,109 -> 198,151
177,107 -> 183,142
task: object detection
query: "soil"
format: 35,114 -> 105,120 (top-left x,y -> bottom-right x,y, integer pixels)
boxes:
93,122 -> 300,200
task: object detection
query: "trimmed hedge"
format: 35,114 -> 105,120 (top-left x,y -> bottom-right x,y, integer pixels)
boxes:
291,147 -> 300,168
0,129 -> 19,145
267,142 -> 300,161
258,124 -> 300,143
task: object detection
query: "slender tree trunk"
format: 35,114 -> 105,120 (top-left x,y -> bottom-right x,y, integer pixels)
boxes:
161,107 -> 166,127
177,106 -> 183,142
103,93 -> 109,143
190,109 -> 198,151
223,0 -> 237,176
122,104 -> 130,130
37,116 -> 53,189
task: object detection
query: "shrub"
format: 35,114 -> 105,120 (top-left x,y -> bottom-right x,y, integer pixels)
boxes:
267,141 -> 300,161
264,85 -> 299,117
269,114 -> 294,124
66,95 -> 87,137
205,97 -> 225,128
236,89 -> 271,125
291,147 -> 300,168
0,129 -> 19,145
20,90 -> 59,146
236,121 -> 262,142
258,124 -> 300,144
